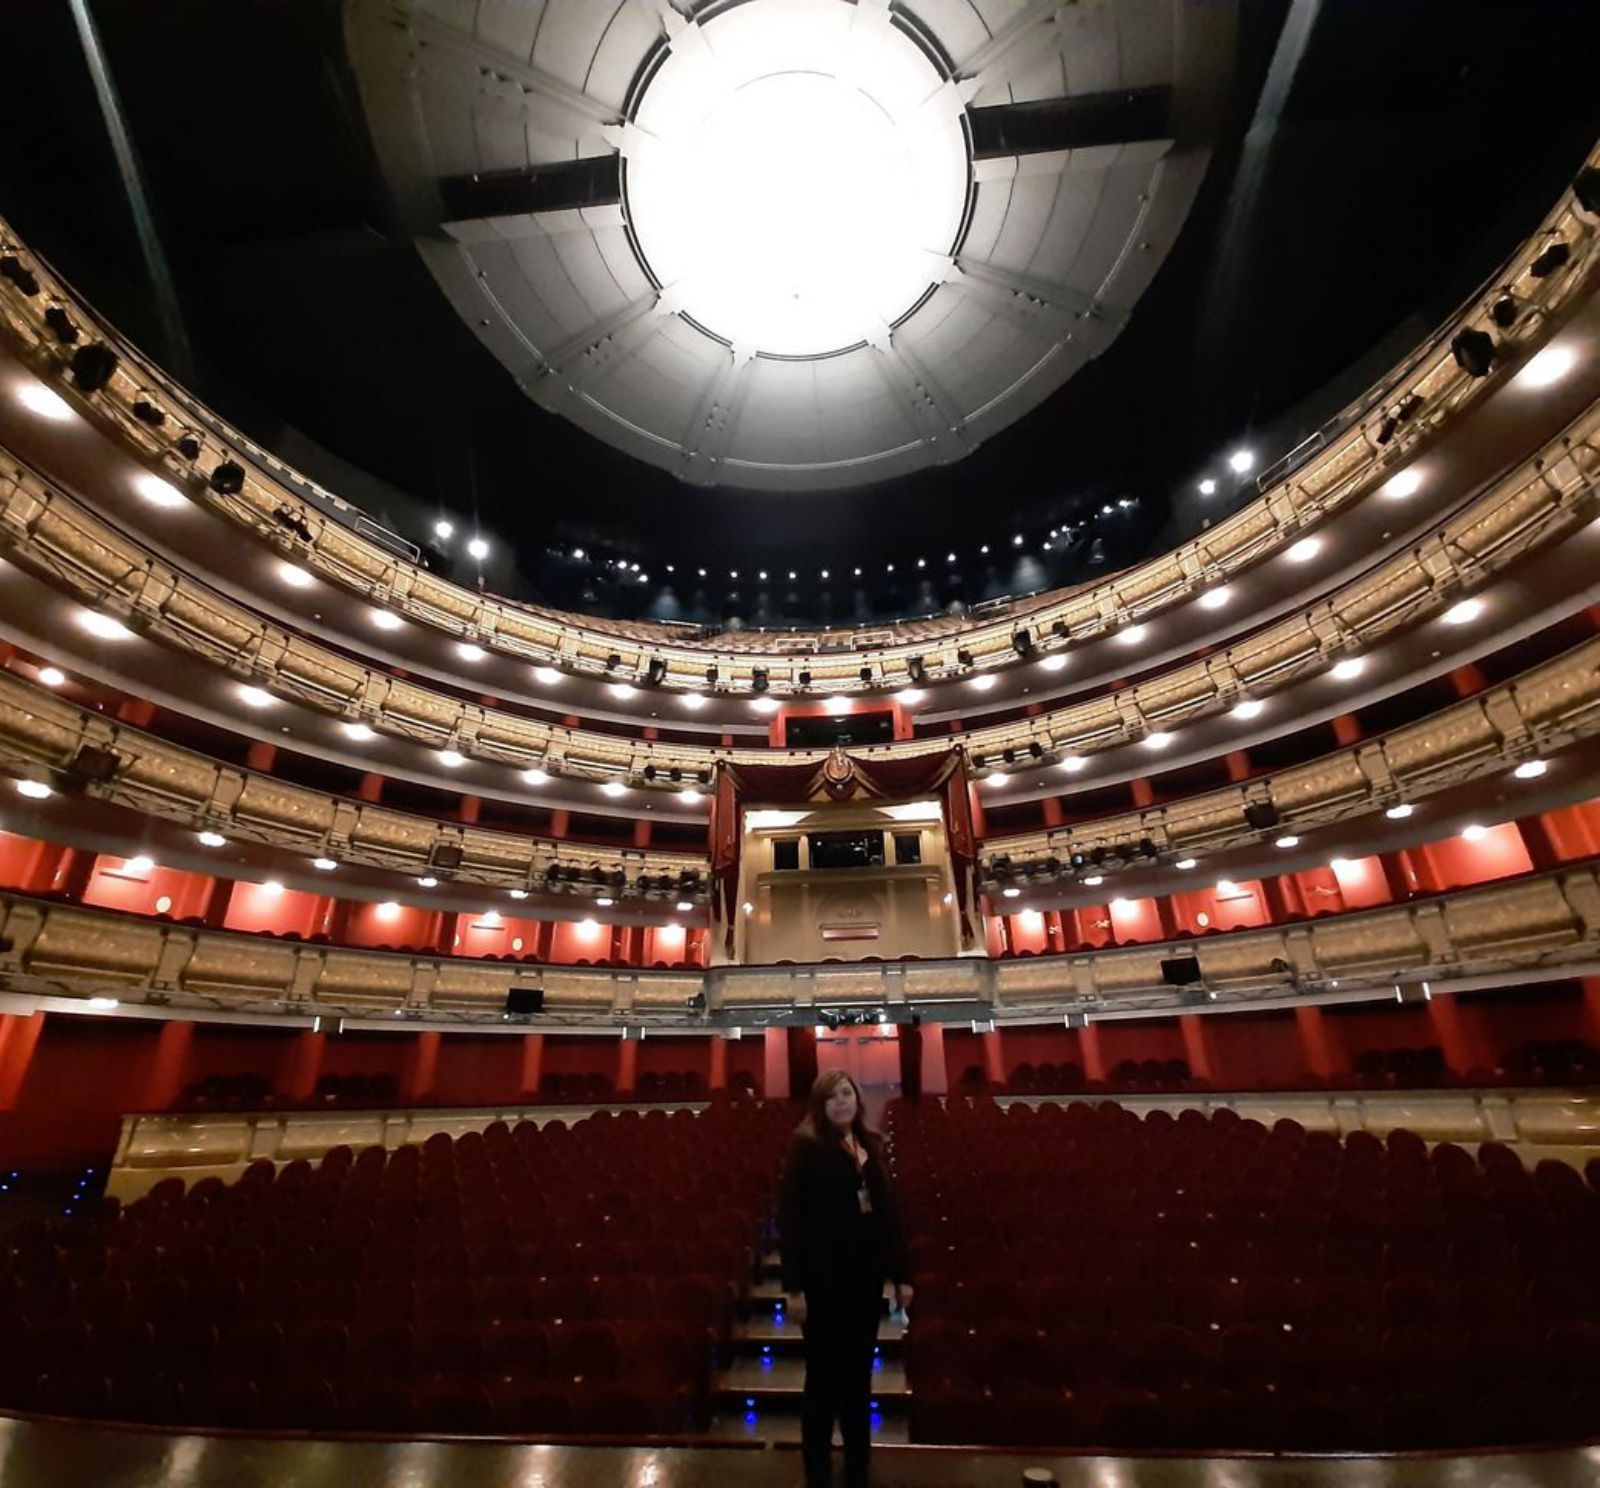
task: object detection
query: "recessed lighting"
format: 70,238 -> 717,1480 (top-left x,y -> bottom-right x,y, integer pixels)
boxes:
679,787 -> 702,804
1176,858 -> 1197,870
87,997 -> 120,1011
1060,755 -> 1087,773
1517,344 -> 1577,389
1001,887 -> 1021,899
609,683 -> 637,700
1216,879 -> 1240,896
1231,699 -> 1264,721
457,643 -> 486,662
438,750 -> 466,768
1287,537 -> 1321,562
820,569 -> 830,579
680,693 -> 707,710
534,666 -> 562,685
984,771 -> 1006,786
601,780 -> 627,797
1144,731 -> 1174,750
1038,655 -> 1068,672
751,696 -> 780,714
968,674 -> 996,692
676,900 -> 694,913
1443,598 -> 1483,625
895,688 -> 925,704
238,685 -> 275,708
197,830 -> 227,847
371,610 -> 403,631
37,666 -> 67,687
467,537 -> 490,560
1513,759 -> 1548,780
1385,803 -> 1414,820
1275,835 -> 1300,849
261,880 -> 285,896
1199,587 -> 1230,610
523,768 -> 549,786
134,473 -> 186,508
312,857 -> 338,871
374,901 -> 401,922
342,722 -> 375,742
479,909 -> 502,927
1331,657 -> 1365,680
1198,478 -> 1217,496
1082,875 -> 1104,887
78,611 -> 132,641
828,697 -> 854,717
17,381 -> 74,420
277,563 -> 313,589
15,779 -> 52,800
1228,449 -> 1255,474
433,520 -> 455,540
1461,823 -> 1489,842
1117,624 -> 1148,646
417,876 -> 438,888
123,855 -> 155,875
509,889 -> 529,900
1382,469 -> 1422,499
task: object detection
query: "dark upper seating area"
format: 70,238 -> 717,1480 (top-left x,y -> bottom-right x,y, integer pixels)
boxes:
896,1097 -> 1600,1452
0,1103 -> 792,1435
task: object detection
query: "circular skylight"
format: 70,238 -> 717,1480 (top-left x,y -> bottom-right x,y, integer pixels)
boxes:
625,0 -> 968,358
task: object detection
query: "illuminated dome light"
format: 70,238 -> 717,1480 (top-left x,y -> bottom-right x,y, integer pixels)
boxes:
1330,656 -> 1366,681
1117,624 -> 1148,646
261,880 -> 285,896
1143,731 -> 1175,750
417,875 -> 438,888
1228,449 -> 1255,474
1516,344 -> 1577,389
1110,897 -> 1135,912
38,666 -> 67,688
609,683 -> 637,700
680,694 -> 708,710
124,855 -> 155,875
312,857 -> 338,872
595,899 -> 614,910
508,889 -> 529,900
533,666 -> 562,686
78,610 -> 132,641
1216,879 -> 1240,896
1231,698 -> 1264,721
1198,586 -> 1231,611
1443,597 -> 1484,626
1082,875 -> 1104,887
438,749 -> 466,768
1197,478 -> 1218,496
1382,469 -> 1422,499
277,562 -> 313,589
1175,858 -> 1198,871
1038,655 -> 1069,673
376,900 -> 401,922
433,520 -> 454,541
626,6 -> 967,359
679,788 -> 702,805
1274,835 -> 1300,849
197,831 -> 226,847
1385,803 -> 1414,820
466,537 -> 490,561
676,900 -> 694,913
134,473 -> 186,508
16,380 -> 74,420
1286,537 -> 1321,563
1001,886 -> 1021,899
87,996 -> 120,1011
984,771 -> 1006,787
828,697 -> 854,718
371,610 -> 404,632
1513,759 -> 1548,780
15,779 -> 53,800
342,722 -> 375,742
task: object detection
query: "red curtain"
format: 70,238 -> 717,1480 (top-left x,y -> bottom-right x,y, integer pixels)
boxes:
708,748 -> 976,953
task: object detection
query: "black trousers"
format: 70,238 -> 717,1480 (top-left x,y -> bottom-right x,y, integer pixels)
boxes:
800,1277 -> 882,1488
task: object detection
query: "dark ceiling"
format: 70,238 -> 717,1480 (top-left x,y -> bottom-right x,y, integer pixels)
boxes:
2,0 -> 1599,631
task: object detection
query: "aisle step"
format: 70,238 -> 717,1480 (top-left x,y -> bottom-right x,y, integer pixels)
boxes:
716,1354 -> 909,1405
704,1406 -> 911,1444
736,1313 -> 904,1352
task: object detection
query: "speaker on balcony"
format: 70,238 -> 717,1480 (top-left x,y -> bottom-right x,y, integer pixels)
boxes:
506,987 -> 545,1016
1243,801 -> 1280,831
1160,956 -> 1204,987
430,843 -> 464,871
65,744 -> 121,787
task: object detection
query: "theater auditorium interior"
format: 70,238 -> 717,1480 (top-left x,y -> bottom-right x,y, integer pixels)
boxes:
2,1 -> 1600,1485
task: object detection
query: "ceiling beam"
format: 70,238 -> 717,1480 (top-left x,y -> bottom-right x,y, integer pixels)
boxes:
439,155 -> 621,225
969,86 -> 1172,159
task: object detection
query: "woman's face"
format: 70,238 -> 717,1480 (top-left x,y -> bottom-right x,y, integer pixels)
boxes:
824,1080 -> 858,1129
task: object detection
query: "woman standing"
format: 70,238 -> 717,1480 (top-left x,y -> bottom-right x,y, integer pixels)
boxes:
778,1069 -> 913,1488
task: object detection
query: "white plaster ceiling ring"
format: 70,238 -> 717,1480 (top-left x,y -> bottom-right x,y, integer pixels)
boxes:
623,0 -> 970,359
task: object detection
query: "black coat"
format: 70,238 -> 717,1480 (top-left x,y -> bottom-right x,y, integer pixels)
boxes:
778,1128 -> 911,1298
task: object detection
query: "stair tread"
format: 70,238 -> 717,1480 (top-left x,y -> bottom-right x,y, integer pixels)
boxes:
717,1355 -> 909,1397
704,1407 -> 911,1445
738,1315 -> 905,1345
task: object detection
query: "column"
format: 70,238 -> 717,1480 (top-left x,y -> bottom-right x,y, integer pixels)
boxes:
632,819 -> 651,849
1330,715 -> 1362,747
1378,852 -> 1413,903
617,1036 -> 638,1097
519,1033 -> 545,1099
1515,816 -> 1561,872
1426,995 -> 1480,1077
1179,1014 -> 1216,1084
356,773 -> 384,803
1154,896 -> 1180,939
281,1030 -> 326,1104
201,876 -> 235,930
404,1032 -> 442,1103
709,1036 -> 728,1092
919,1022 -> 949,1096
1223,751 -> 1252,783
55,848 -> 97,900
245,741 -> 278,772
143,1020 -> 194,1111
981,1028 -> 1006,1088
0,1013 -> 46,1112
1295,1005 -> 1339,1081
1261,875 -> 1292,923
1080,1023 -> 1106,1084
459,795 -> 481,825
763,1026 -> 790,1101
434,911 -> 460,956
534,920 -> 556,961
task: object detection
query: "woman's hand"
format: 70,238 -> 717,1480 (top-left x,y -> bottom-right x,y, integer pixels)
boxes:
892,1282 -> 914,1315
786,1292 -> 806,1326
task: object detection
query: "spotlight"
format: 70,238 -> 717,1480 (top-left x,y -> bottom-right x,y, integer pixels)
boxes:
43,306 -> 78,344
907,656 -> 926,684
1012,629 -> 1034,657
69,343 -> 118,393
1375,394 -> 1423,445
1490,295 -> 1520,330
957,649 -> 975,669
752,667 -> 769,692
1450,328 -> 1496,378
797,669 -> 812,687
177,435 -> 202,461
467,537 -> 489,561
859,665 -> 872,685
646,658 -> 667,686
1575,166 -> 1600,216
605,653 -> 622,671
705,664 -> 719,686
0,254 -> 40,295
1531,242 -> 1571,278
209,461 -> 246,496
130,398 -> 165,427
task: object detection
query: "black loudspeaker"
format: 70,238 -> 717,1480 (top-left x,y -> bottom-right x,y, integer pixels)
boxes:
70,343 -> 118,393
430,843 -> 463,871
1450,329 -> 1496,378
1160,957 -> 1204,987
209,461 -> 246,495
66,744 -> 121,785
1243,801 -> 1280,831
506,987 -> 544,1016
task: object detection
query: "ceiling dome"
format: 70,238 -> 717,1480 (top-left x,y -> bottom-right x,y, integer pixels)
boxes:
346,0 -> 1236,490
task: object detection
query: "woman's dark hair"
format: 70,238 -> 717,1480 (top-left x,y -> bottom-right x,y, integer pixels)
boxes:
798,1068 -> 878,1150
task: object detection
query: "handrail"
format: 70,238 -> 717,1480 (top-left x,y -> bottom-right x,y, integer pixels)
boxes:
0,137 -> 1596,687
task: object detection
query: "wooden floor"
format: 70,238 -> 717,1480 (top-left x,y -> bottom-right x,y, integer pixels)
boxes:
0,1413 -> 1597,1488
